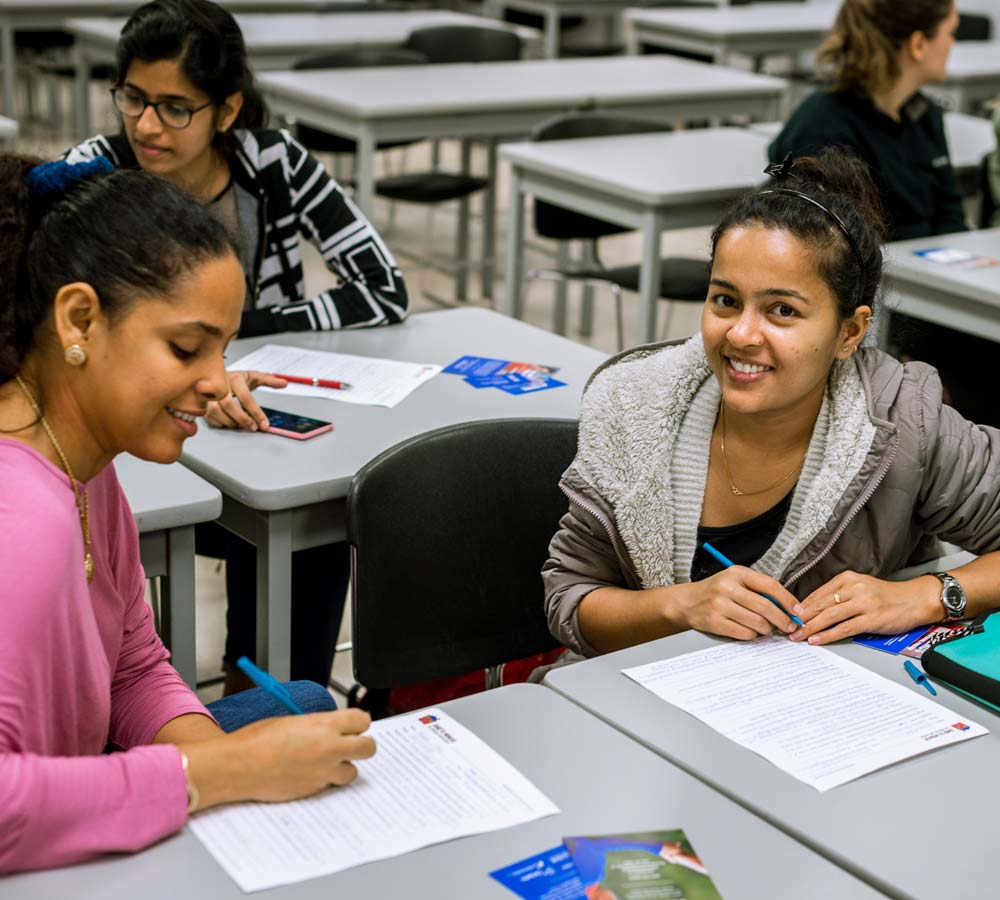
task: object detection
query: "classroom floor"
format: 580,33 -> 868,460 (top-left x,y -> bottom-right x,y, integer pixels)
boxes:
18,82 -> 710,706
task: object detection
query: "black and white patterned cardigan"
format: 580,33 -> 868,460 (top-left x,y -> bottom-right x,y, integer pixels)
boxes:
65,129 -> 409,335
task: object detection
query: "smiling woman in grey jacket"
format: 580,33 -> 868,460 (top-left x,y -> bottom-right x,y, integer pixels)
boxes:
543,148 -> 1000,659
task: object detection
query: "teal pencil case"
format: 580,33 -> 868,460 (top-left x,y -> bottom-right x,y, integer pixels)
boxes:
922,612 -> 1000,714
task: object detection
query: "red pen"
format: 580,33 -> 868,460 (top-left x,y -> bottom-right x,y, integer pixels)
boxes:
271,372 -> 351,390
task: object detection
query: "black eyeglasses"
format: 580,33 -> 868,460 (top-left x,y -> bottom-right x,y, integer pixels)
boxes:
111,87 -> 213,130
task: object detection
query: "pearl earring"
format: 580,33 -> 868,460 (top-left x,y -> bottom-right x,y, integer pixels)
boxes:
64,344 -> 87,366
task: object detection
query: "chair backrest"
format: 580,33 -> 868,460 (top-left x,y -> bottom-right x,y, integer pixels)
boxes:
292,48 -> 428,70
532,113 -> 669,241
347,418 -> 577,689
979,151 -> 998,229
956,13 -> 991,42
402,25 -> 522,63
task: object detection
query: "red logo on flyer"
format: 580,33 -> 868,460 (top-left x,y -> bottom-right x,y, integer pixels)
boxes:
952,722 -> 971,731
419,715 -> 438,724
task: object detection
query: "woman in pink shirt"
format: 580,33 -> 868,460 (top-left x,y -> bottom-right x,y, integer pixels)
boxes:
0,155 -> 376,873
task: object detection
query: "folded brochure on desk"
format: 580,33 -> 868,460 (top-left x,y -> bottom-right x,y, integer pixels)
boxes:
623,636 -> 987,792
228,343 -> 441,408
189,709 -> 558,892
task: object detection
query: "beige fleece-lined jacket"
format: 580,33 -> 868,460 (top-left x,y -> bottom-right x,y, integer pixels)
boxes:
543,336 -> 1000,659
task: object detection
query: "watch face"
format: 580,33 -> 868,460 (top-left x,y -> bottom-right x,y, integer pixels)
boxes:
944,583 -> 965,611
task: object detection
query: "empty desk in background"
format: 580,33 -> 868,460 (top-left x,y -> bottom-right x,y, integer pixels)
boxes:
178,307 -> 606,680
68,10 -> 538,137
749,111 -> 998,195
0,112 -> 15,147
545,626 -> 1000,899
116,453 -> 222,688
483,0 -> 632,59
259,55 -> 785,298
881,227 -> 1000,345
0,0 -> 373,122
1,684 -> 886,900
501,127 -> 771,346
925,41 -> 1000,114
624,3 -> 835,65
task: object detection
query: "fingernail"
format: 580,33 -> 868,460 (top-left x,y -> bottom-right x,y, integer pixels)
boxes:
785,623 -> 796,633
250,424 -> 258,432
807,636 -> 818,644
792,604 -> 802,615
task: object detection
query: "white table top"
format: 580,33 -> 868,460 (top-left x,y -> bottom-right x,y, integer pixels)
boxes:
115,453 -> 222,533
180,308 -> 606,510
884,227 -> 1000,307
501,127 -> 770,206
0,114 -> 16,137
625,2 -> 836,38
67,10 -> 535,52
1,0 -> 362,13
0,684 -> 885,900
258,55 -> 786,119
943,40 -> 1000,81
546,629 -> 1000,899
750,110 -> 996,172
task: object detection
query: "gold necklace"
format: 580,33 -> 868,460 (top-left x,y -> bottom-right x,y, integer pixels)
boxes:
15,375 -> 94,581
719,403 -> 806,498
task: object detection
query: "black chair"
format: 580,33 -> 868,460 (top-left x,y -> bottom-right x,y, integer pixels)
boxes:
371,26 -> 523,300
528,113 -> 710,350
956,13 -> 992,42
292,48 -> 428,157
346,418 -> 574,715
978,151 -> 998,229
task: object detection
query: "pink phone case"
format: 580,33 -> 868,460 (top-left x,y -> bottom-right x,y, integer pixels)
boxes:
267,423 -> 334,441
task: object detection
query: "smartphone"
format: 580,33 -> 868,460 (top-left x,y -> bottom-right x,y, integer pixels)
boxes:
258,406 -> 333,441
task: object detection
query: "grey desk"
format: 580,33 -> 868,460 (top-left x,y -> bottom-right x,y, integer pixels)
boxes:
625,3 -> 835,65
501,127 -> 771,345
0,111 -> 15,147
0,0 -> 373,122
546,624 -> 1000,899
259,56 -> 784,298
484,0 -> 632,59
68,10 -> 537,137
750,110 -> 997,192
116,454 -> 222,688
178,308 -> 606,680
1,684 -> 885,900
925,41 -> 1000,114
882,228 -> 1000,344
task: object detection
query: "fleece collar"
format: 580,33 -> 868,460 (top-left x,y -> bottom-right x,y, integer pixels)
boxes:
573,335 -> 877,589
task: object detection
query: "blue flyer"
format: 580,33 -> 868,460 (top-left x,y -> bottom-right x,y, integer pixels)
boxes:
489,846 -> 585,900
442,355 -> 510,378
443,355 -> 567,395
852,627 -> 931,654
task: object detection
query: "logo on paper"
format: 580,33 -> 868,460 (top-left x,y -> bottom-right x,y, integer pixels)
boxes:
419,715 -> 438,724
952,722 -> 971,731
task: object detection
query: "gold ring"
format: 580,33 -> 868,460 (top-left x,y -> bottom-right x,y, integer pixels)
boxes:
833,592 -> 842,604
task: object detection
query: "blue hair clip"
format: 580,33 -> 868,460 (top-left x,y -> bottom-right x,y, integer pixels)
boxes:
25,157 -> 114,200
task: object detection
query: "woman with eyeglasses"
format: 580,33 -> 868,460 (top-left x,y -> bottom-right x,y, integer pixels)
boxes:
66,0 -> 401,693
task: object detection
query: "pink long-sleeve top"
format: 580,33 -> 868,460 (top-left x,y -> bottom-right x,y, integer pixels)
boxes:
0,439 -> 215,873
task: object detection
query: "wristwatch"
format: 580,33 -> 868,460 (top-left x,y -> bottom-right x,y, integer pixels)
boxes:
931,572 -> 967,620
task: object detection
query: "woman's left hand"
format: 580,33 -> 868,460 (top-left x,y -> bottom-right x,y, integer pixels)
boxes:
789,572 -> 942,645
206,370 -> 287,431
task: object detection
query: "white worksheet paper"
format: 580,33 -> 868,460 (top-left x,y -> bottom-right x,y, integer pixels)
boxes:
228,343 -> 441,407
623,637 -> 987,792
188,709 -> 559,892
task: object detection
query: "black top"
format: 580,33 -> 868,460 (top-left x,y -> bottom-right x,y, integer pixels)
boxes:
690,489 -> 795,583
769,91 -> 967,241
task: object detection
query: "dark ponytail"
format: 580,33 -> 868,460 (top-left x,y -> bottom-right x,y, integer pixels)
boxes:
0,155 -> 239,385
116,0 -> 267,137
711,147 -> 888,320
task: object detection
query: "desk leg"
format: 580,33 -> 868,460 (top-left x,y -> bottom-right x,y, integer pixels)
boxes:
481,139 -> 498,302
502,169 -> 525,319
456,138 -> 471,301
256,509 -> 293,681
637,211 -> 663,345
355,127 -> 376,220
1,19 -> 14,118
544,8 -> 560,59
73,44 -> 92,141
161,525 -> 197,688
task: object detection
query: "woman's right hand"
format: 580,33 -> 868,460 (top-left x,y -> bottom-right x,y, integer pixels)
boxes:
671,566 -> 799,640
183,709 -> 376,809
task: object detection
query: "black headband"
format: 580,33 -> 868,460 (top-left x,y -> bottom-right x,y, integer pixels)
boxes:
760,156 -> 866,305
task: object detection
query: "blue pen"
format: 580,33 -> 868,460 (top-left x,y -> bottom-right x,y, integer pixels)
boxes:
903,659 -> 937,696
701,542 -> 805,627
236,656 -> 304,714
